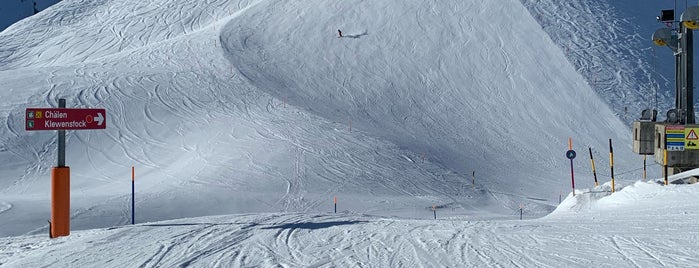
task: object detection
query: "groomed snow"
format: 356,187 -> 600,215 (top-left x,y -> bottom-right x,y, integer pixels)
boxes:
2,182 -> 699,267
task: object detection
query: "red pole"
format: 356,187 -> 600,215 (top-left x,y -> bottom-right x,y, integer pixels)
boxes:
131,166 -> 135,225
569,138 -> 575,196
570,159 -> 575,196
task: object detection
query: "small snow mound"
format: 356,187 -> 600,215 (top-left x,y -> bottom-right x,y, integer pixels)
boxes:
547,181 -> 659,216
548,180 -> 699,219
0,202 -> 11,214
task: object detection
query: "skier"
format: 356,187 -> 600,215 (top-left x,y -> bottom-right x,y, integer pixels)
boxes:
338,29 -> 342,37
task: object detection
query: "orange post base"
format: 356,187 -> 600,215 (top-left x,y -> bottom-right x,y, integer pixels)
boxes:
51,167 -> 70,238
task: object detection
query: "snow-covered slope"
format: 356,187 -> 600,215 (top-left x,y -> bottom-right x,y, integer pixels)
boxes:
520,0 -> 678,123
0,0 -> 653,239
2,182 -> 699,267
221,0 -> 638,193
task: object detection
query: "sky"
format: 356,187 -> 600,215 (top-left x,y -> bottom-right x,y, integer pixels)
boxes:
0,0 -> 60,32
1,0 -> 698,266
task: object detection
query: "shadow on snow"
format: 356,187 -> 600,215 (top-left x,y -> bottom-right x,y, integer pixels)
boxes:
261,220 -> 369,230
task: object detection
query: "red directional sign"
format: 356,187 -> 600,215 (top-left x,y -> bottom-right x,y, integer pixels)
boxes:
26,108 -> 106,131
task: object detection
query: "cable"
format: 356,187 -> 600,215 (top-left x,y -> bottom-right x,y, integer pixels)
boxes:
652,45 -> 658,111
593,162 -> 661,179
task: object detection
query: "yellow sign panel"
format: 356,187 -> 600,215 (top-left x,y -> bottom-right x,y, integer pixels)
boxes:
685,127 -> 699,149
666,125 -> 685,151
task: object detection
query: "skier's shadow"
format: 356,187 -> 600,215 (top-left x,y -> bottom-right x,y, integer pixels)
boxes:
342,30 -> 368,39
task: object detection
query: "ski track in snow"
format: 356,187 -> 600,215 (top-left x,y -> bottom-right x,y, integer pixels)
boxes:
3,207 -> 699,267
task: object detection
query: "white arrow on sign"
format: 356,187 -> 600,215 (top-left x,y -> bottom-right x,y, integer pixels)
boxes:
95,113 -> 104,126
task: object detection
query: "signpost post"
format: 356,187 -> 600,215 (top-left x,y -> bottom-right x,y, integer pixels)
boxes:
566,138 -> 576,197
26,99 -> 106,238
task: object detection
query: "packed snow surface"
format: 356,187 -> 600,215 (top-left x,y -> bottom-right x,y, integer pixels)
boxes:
2,182 -> 699,267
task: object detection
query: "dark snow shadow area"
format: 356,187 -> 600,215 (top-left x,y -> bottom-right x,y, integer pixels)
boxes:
342,30 -> 368,39
136,222 -> 256,228
261,220 -> 369,230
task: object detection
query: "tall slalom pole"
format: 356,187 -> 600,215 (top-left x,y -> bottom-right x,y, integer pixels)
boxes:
131,166 -> 135,225
589,147 -> 599,187
609,139 -> 615,193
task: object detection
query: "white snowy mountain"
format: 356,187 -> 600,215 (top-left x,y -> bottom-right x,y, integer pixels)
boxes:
1,0 -> 698,266
520,0 -> 677,121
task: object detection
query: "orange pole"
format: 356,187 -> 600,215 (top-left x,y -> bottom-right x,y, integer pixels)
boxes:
568,137 -> 572,150
51,167 -> 70,238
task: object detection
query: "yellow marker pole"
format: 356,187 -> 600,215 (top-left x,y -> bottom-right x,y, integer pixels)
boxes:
664,149 -> 669,185
589,147 -> 598,187
609,139 -> 615,193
